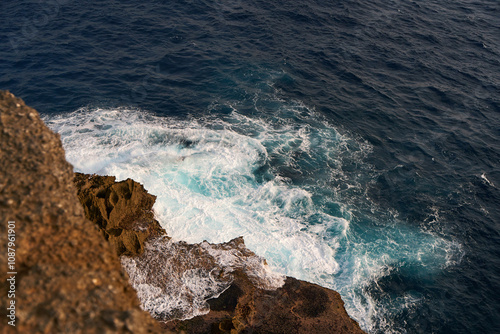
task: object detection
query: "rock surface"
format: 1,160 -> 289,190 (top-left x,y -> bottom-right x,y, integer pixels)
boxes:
0,91 -> 161,333
164,271 -> 366,334
74,173 -> 166,256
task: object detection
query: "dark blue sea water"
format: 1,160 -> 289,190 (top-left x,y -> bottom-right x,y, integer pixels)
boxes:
1,0 -> 499,333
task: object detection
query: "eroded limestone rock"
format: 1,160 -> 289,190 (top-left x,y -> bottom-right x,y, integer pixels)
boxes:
74,174 -> 365,334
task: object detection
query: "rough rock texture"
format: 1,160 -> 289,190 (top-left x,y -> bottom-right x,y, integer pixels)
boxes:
0,91 -> 161,333
74,173 -> 166,256
164,272 -> 366,334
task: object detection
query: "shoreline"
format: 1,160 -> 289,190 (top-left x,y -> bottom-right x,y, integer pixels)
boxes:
1,90 -> 365,333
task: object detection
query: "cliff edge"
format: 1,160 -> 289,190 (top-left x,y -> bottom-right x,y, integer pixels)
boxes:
0,91 -> 161,333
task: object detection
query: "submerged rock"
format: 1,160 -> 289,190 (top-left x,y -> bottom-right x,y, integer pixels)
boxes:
0,91 -> 161,333
162,259 -> 366,334
120,236 -> 285,323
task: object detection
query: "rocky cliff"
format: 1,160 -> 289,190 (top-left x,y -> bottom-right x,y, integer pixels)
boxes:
0,91 -> 161,333
0,91 -> 365,334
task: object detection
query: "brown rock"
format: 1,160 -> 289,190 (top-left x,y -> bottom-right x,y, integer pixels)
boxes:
165,270 -> 366,334
73,173 -> 166,256
0,91 -> 161,333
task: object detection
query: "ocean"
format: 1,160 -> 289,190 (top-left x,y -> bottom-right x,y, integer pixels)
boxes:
1,0 -> 499,333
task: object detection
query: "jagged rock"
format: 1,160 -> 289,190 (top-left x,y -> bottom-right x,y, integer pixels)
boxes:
0,91 -> 161,333
73,173 -> 167,256
163,271 -> 366,334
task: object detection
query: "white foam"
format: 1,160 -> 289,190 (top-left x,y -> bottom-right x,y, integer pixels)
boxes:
45,106 -> 346,282
200,240 -> 285,290
121,245 -> 227,319
481,172 -> 495,187
121,237 -> 284,320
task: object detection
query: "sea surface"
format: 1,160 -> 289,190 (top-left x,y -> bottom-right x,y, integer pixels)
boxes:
1,0 -> 499,333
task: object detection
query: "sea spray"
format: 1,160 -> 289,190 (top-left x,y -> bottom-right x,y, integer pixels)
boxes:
121,236 -> 284,320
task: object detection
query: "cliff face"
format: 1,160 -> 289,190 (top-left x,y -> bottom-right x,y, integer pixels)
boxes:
0,90 -> 365,334
0,91 -> 160,333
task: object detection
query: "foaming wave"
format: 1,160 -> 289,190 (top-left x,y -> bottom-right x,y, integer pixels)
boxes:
45,105 -> 345,280
335,224 -> 463,334
45,104 -> 462,332
121,237 -> 284,320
